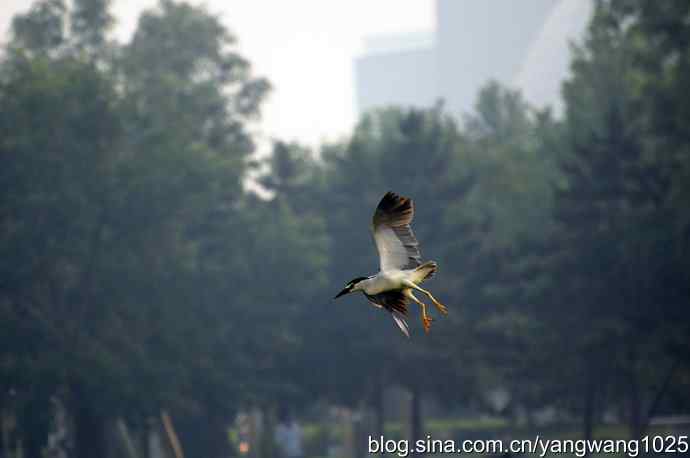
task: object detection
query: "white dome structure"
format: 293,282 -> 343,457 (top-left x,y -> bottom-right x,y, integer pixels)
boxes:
512,0 -> 594,115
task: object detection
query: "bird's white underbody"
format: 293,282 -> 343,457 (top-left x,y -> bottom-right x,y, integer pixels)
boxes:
354,268 -> 430,296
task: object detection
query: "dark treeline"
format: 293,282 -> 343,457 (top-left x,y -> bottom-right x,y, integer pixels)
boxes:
1,0 -> 689,457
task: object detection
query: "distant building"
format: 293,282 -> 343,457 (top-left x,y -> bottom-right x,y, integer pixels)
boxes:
354,31 -> 437,114
354,0 -> 591,118
436,0 -> 557,115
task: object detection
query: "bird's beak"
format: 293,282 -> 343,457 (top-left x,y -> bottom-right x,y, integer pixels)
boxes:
334,288 -> 350,299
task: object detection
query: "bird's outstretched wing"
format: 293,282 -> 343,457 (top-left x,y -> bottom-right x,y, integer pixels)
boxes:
365,291 -> 410,338
372,191 -> 422,271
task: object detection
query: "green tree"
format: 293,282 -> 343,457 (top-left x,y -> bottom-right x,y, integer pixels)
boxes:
0,53 -> 125,458
548,1 -> 689,439
1,1 -> 275,456
456,83 -> 564,426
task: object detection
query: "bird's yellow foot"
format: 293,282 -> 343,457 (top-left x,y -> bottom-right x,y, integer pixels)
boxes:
422,315 -> 433,333
434,301 -> 448,315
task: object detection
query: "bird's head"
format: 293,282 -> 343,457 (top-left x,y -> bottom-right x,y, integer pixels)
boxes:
334,276 -> 369,299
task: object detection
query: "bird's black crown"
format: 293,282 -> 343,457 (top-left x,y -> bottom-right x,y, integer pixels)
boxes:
347,276 -> 369,287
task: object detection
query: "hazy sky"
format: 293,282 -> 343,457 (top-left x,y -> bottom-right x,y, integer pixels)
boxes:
1,1 -> 592,151
1,0 -> 435,148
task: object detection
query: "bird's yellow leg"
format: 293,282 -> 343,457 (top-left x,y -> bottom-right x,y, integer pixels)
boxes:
405,282 -> 448,315
405,290 -> 433,333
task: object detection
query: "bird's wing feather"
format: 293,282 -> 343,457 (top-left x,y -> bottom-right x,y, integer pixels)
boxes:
391,312 -> 410,338
365,291 -> 411,337
365,290 -> 409,315
371,192 -> 422,271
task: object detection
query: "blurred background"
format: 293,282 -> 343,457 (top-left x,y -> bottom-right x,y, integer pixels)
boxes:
1,1 -> 689,457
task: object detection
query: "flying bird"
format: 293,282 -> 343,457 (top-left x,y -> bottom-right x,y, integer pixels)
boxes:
334,191 -> 447,337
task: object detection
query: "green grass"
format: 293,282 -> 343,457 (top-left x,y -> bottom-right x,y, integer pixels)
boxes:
378,417 -> 509,437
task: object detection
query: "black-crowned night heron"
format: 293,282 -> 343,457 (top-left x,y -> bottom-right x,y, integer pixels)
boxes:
334,191 -> 447,337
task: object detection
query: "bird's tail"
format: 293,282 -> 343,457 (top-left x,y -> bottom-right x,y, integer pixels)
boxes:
413,261 -> 437,283
391,311 -> 410,338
